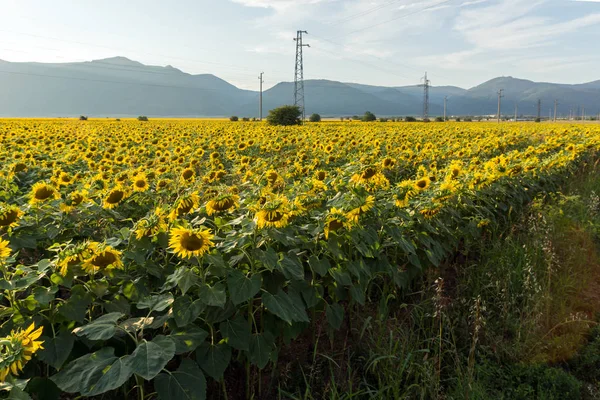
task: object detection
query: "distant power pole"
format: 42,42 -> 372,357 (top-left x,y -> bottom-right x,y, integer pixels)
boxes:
443,96 -> 447,121
537,99 -> 541,120
420,72 -> 430,120
258,72 -> 264,121
293,30 -> 309,123
553,99 -> 558,122
582,106 -> 585,121
497,89 -> 504,123
514,102 -> 518,121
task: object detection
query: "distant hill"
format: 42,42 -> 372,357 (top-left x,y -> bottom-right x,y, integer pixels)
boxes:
0,57 -> 598,117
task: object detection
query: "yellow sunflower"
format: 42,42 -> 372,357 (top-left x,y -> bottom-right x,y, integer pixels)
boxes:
414,177 -> 431,191
29,182 -> 60,206
255,195 -> 292,229
82,242 -> 124,274
324,208 -> 351,239
168,192 -> 200,221
103,187 -> 128,209
169,226 -> 214,259
0,204 -> 24,228
60,190 -> 88,213
134,207 -> 168,240
346,195 -> 375,223
0,323 -> 44,382
132,172 -> 149,192
180,168 -> 195,184
206,194 -> 240,216
0,238 -> 11,261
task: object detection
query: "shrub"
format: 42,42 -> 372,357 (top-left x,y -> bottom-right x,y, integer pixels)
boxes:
79,115 -> 88,121
464,117 -> 473,122
362,111 -> 377,122
405,116 -> 417,122
137,116 -> 149,121
242,117 -> 250,122
435,117 -> 444,122
309,113 -> 321,122
266,105 -> 301,126
535,118 -> 541,123
379,118 -> 388,122
456,117 -> 461,122
230,116 -> 239,122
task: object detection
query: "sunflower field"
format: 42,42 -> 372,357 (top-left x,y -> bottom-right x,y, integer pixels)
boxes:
0,119 -> 599,399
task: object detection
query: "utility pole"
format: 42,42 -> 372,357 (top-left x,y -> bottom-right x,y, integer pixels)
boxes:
443,96 -> 447,121
553,99 -> 558,122
582,106 -> 585,121
293,30 -> 309,123
514,102 -> 518,121
497,89 -> 504,123
537,99 -> 541,121
258,72 -> 264,121
419,72 -> 430,120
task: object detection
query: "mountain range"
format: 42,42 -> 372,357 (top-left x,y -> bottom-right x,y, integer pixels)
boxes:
0,56 -> 598,118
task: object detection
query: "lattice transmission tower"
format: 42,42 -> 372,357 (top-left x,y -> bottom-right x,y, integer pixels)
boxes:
420,72 -> 430,120
294,30 -> 309,123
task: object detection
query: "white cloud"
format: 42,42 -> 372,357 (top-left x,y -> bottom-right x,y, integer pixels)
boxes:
231,0 -> 332,11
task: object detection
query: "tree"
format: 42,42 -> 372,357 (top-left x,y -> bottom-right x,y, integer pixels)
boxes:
405,116 -> 417,122
266,105 -> 301,126
362,111 -> 376,122
435,116 -> 444,122
137,116 -> 149,121
230,116 -> 239,121
535,118 -> 541,123
309,113 -> 321,122
79,115 -> 88,121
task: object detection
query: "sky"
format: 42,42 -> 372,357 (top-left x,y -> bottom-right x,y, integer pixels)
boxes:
0,0 -> 599,90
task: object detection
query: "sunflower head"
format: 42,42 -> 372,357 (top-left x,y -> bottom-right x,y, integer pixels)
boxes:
29,182 -> 60,205
314,170 -> 327,181
346,195 -> 375,223
169,192 -> 200,221
132,173 -> 149,192
168,226 -> 214,259
83,242 -> 124,275
0,323 -> 44,382
103,187 -> 128,209
181,168 -> 195,183
206,194 -> 240,216
0,204 -> 24,228
255,195 -> 291,229
324,208 -> 351,239
415,177 -> 431,191
134,207 -> 168,240
0,238 -> 11,262
60,190 -> 88,213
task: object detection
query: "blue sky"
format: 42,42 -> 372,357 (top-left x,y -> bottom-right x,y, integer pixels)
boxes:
0,0 -> 598,90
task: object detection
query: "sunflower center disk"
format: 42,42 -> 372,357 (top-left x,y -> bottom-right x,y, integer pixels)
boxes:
180,233 -> 205,251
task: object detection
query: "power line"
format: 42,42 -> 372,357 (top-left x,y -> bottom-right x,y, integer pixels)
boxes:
333,0 -> 455,38
325,0 -> 405,26
309,32 -> 452,82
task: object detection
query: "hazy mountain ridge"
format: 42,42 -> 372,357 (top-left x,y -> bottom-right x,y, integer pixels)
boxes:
0,57 -> 598,117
